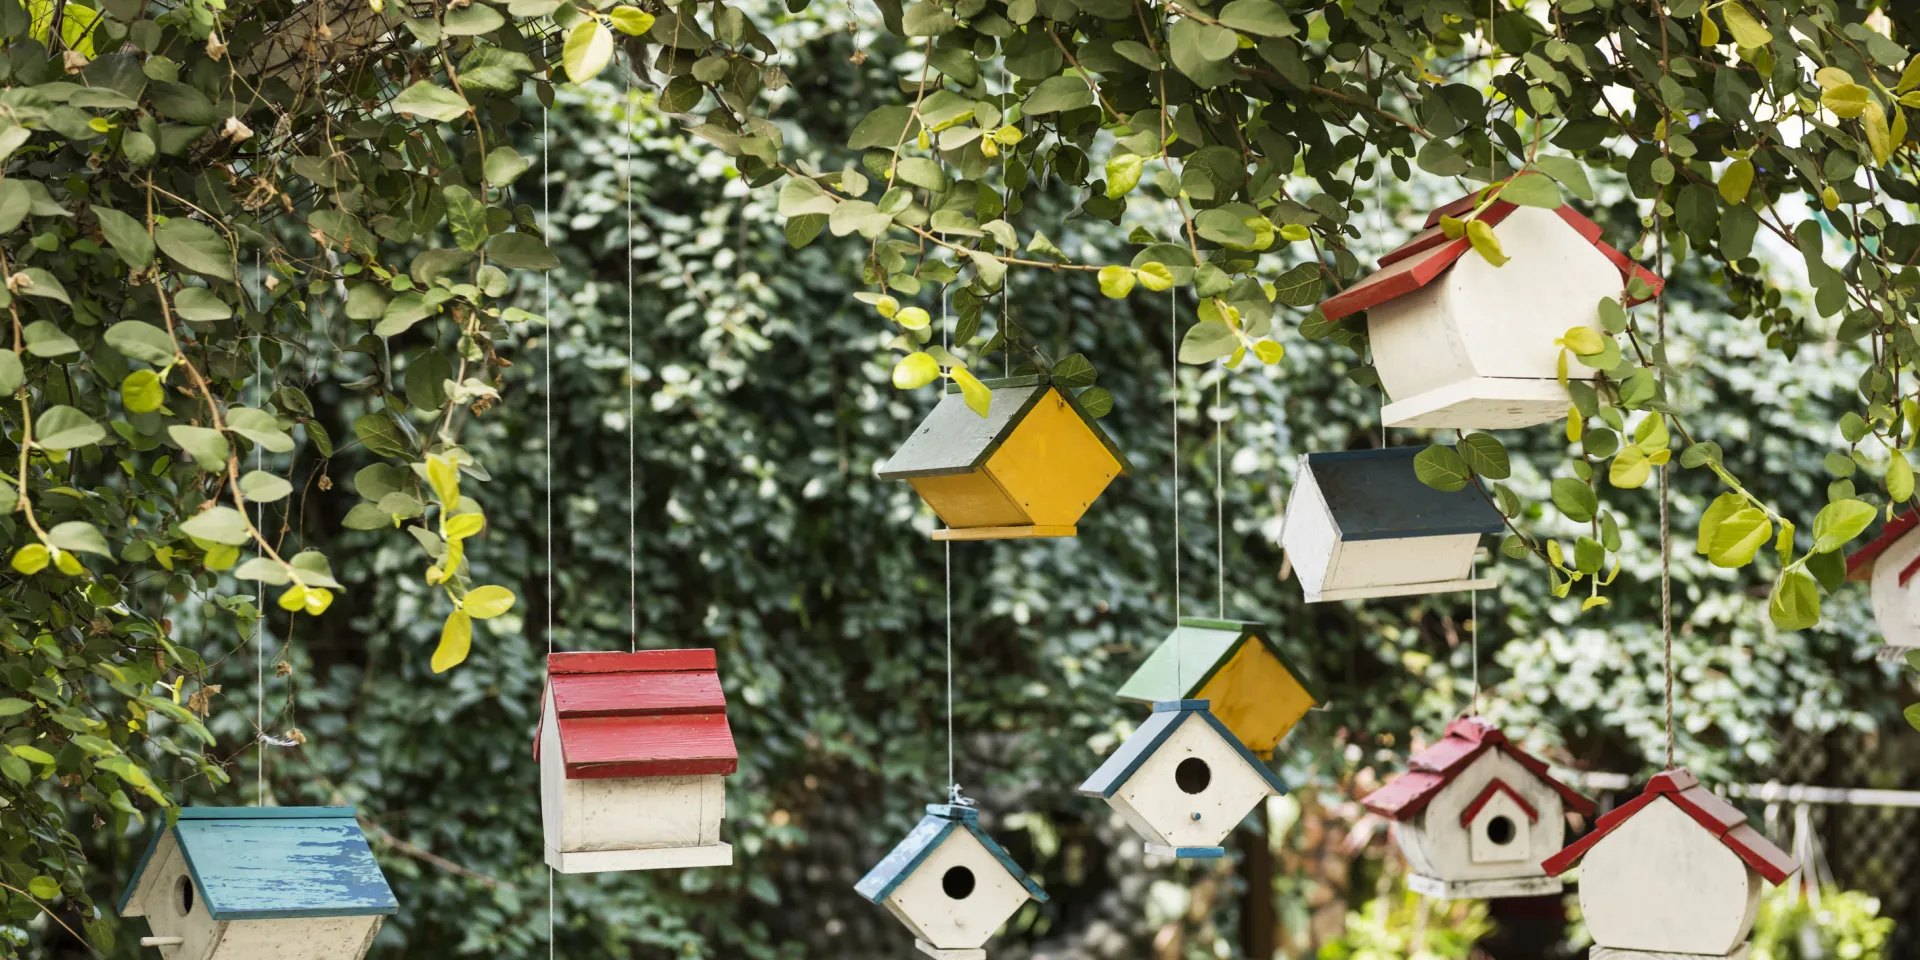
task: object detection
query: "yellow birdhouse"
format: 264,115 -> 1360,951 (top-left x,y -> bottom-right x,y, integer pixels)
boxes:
877,375 -> 1129,541
1115,619 -> 1318,759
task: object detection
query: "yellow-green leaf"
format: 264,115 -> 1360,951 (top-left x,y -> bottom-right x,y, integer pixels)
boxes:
607,6 -> 656,35
1900,55 -> 1920,94
1700,12 -> 1718,46
893,352 -> 940,390
1815,66 -> 1856,91
1707,506 -> 1772,568
1822,83 -> 1871,119
1890,451 -> 1914,503
1720,2 -> 1771,48
27,876 -> 59,899
427,455 -> 460,506
1561,326 -> 1605,356
1581,595 -> 1610,611
446,512 -> 486,540
10,544 -> 48,575
563,18 -> 614,84
1610,444 -> 1651,489
873,295 -> 899,318
1822,184 -> 1840,210
1098,264 -> 1137,298
1696,492 -> 1745,556
1279,223 -> 1310,242
952,366 -> 991,417
1719,158 -> 1754,204
463,585 -> 516,619
1134,262 -> 1174,292
1252,340 -> 1284,364
895,306 -> 931,330
1466,219 -> 1508,266
1438,215 -> 1466,240
278,584 -> 309,611
1566,406 -> 1583,443
1866,101 -> 1892,165
303,587 -> 334,615
1105,153 -> 1144,198
432,610 -> 473,673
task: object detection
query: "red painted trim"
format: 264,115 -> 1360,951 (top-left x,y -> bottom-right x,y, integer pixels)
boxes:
552,671 -> 726,717
1898,553 -> 1920,587
1540,768 -> 1797,885
558,713 -> 738,779
1376,224 -> 1452,267
1459,778 -> 1541,828
1319,238 -> 1474,321
1541,792 -> 1656,877
1362,719 -> 1594,821
548,649 -> 717,675
1848,512 -> 1919,582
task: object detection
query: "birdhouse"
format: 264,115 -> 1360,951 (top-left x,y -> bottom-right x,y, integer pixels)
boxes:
1845,511 -> 1920,658
1281,447 -> 1504,602
876,374 -> 1130,541
117,807 -> 397,958
1360,718 -> 1595,899
1078,699 -> 1289,858
1318,187 -> 1663,430
1542,769 -> 1798,959
854,803 -> 1048,960
535,649 -> 737,873
1114,618 -> 1319,759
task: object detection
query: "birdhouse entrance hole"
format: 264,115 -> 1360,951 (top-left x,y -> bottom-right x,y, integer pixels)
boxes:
1175,757 -> 1212,794
941,866 -> 976,900
1486,815 -> 1516,846
174,874 -> 194,917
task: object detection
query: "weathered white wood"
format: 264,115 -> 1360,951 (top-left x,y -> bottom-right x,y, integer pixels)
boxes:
1279,466 -> 1339,598
212,917 -> 382,960
1867,527 -> 1920,651
1579,797 -> 1761,955
1322,534 -> 1480,594
1308,577 -> 1497,603
141,938 -> 186,947
1381,377 -> 1573,430
1406,874 -> 1562,900
128,832 -> 222,960
916,943 -> 986,960
1393,751 -> 1565,885
1591,947 -> 1750,960
1108,718 -> 1274,849
546,842 -> 733,874
1467,789 -> 1533,865
883,828 -> 1029,950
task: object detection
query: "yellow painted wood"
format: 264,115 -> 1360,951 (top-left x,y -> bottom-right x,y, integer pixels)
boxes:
908,473 -> 1028,530
984,390 -> 1122,527
932,525 -> 1076,542
1196,639 -> 1317,759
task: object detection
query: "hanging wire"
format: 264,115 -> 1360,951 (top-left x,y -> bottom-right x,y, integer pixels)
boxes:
941,282 -> 957,799
1470,562 -> 1480,716
1657,207 -> 1675,770
254,251 -> 265,805
625,71 -> 639,652
542,81 -> 556,960
1215,377 -> 1225,619
1171,289 -> 1183,694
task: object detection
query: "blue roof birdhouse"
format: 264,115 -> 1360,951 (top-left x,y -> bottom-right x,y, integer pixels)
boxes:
1079,700 -> 1289,859
855,804 -> 1047,959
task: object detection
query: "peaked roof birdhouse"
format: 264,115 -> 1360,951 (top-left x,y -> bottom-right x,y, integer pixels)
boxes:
1360,718 -> 1594,899
118,807 -> 397,959
1318,185 -> 1663,430
1543,769 -> 1797,959
1078,700 -> 1289,859
535,649 -> 737,873
854,803 -> 1048,960
1115,618 -> 1319,759
1281,448 -> 1504,602
1845,511 -> 1920,656
876,374 -> 1130,541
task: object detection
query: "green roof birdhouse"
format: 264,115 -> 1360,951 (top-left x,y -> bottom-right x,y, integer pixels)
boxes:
1115,618 -> 1319,759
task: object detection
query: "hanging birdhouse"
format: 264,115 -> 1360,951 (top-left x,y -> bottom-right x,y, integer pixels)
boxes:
118,807 -> 397,958
1281,447 -> 1504,602
854,803 -> 1048,960
1360,718 -> 1594,899
1078,699 -> 1289,859
536,649 -> 737,873
1317,186 -> 1663,430
1543,769 -> 1798,958
876,374 -> 1130,541
1845,511 -> 1920,658
1114,618 -> 1319,759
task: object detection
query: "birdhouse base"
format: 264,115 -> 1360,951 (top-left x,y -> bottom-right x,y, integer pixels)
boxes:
1143,843 -> 1226,860
932,525 -> 1076,541
1876,644 -> 1920,662
1382,377 -> 1572,431
1591,946 -> 1749,960
545,841 -> 732,874
1406,873 -> 1562,900
1305,577 -> 1496,603
915,942 -> 986,960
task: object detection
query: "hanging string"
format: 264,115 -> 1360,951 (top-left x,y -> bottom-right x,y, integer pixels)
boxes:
624,71 -> 638,652
1215,377 -> 1224,619
1171,289 -> 1183,695
945,540 -> 955,797
1470,562 -> 1479,716
254,251 -> 265,805
541,75 -> 556,960
1657,204 -> 1675,770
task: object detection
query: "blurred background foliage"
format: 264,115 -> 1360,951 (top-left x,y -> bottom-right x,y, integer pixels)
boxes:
16,2 -> 1920,958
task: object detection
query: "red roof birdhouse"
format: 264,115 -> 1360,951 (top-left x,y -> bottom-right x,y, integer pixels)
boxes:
1845,511 -> 1920,658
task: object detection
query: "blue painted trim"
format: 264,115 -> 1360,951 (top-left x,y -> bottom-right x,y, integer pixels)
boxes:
1174,847 -> 1225,859
1079,701 -> 1289,799
1152,698 -> 1211,713
854,804 -> 1049,904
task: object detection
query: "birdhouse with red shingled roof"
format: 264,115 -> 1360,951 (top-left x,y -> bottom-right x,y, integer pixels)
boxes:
1845,511 -> 1920,658
1360,717 -> 1594,900
536,649 -> 737,873
1318,181 -> 1663,431
1542,769 -> 1798,959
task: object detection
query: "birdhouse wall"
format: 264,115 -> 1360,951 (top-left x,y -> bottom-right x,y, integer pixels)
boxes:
539,695 -> 725,855
1578,797 -> 1762,955
205,917 -> 384,960
1321,533 -> 1480,597
1110,718 -> 1275,849
1466,789 -> 1533,865
1393,751 -> 1564,883
1370,205 -> 1623,405
881,830 -> 1032,951
982,390 -> 1122,528
1281,470 -> 1339,597
908,472 -> 1029,530
125,832 -> 222,960
1194,641 -> 1315,759
1868,527 -> 1920,649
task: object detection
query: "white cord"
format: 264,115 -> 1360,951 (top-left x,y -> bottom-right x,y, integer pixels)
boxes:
1471,561 -> 1480,716
542,85 -> 556,960
1215,377 -> 1224,619
254,251 -> 264,806
1171,289 -> 1182,695
625,71 -> 637,653
945,540 -> 954,795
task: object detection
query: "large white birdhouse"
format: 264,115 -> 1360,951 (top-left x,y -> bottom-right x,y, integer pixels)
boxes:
1281,447 -> 1504,602
854,804 -> 1048,960
1317,187 -> 1663,430
1360,718 -> 1594,899
1077,699 -> 1289,859
536,649 -> 737,873
118,807 -> 397,959
1543,769 -> 1798,959
1845,511 -> 1920,658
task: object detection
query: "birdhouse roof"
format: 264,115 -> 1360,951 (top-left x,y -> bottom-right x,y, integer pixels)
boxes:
1542,769 -> 1798,885
1115,618 -> 1320,705
534,649 -> 738,780
1360,717 -> 1594,822
1076,699 -> 1290,799
1318,182 -> 1665,322
118,807 -> 397,921
853,803 -> 1048,905
1301,448 -> 1504,541
875,375 -> 1131,479
1845,511 -> 1919,582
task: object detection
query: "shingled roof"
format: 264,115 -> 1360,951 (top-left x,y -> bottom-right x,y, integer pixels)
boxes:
1542,769 -> 1798,885
534,649 -> 738,780
1360,717 -> 1594,822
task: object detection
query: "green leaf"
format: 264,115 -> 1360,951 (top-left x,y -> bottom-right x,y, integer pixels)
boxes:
1457,433 -> 1510,480
48,521 -> 110,557
239,470 -> 292,502
35,406 -> 105,451
393,81 -> 471,122
1466,219 -> 1508,266
1216,0 -> 1296,37
168,425 -> 230,471
0,698 -> 31,717
10,545 -> 48,576
444,185 -> 489,252
608,6 -> 657,34
892,352 -> 939,389
27,876 -> 58,900
154,218 -> 234,280
1609,443 -> 1652,489
1024,75 -> 1094,115
952,366 -> 991,417
1169,19 -> 1239,87
1768,568 -> 1820,631
91,205 -> 153,268
0,352 -> 20,395
1077,386 -> 1114,418
484,147 -> 532,187
1532,155 -> 1593,201
1499,173 -> 1563,209
848,106 -> 918,150
1270,263 -> 1322,307
0,180 -> 28,234
1413,444 -> 1471,492
442,1 -> 504,35
354,413 -> 410,458
14,269 -> 68,305
227,408 -> 295,453
24,321 -> 79,357
1720,2 -> 1771,48
1821,83 -> 1870,119
564,19 -> 615,83
1718,157 -> 1755,204
1178,320 -> 1237,364
1889,451 -> 1914,503
171,287 -> 231,323
1707,507 -> 1771,568
181,506 -> 251,545
462,584 -> 516,619
487,233 -> 560,270
1106,153 -> 1144,199
1551,477 -> 1598,522
1098,264 -> 1136,298
1052,353 -> 1096,388
1811,499 -> 1876,553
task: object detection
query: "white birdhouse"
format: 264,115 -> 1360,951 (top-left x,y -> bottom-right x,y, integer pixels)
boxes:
854,803 -> 1048,960
1543,769 -> 1799,959
118,807 -> 397,959
1845,512 -> 1920,658
536,649 -> 737,873
1282,447 -> 1504,602
1077,699 -> 1289,859
1360,718 -> 1594,899
1317,185 -> 1663,430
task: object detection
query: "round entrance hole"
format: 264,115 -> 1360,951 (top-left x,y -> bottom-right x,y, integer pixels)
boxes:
1486,815 -> 1517,845
1175,757 -> 1212,795
942,865 -> 976,900
176,874 -> 195,917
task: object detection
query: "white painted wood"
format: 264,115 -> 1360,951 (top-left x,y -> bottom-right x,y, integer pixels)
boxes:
1467,789 -> 1533,865
1279,462 -> 1337,598
1381,376 -> 1573,430
883,829 -> 1030,950
539,690 -> 565,851
1867,527 -> 1920,650
1592,947 -> 1750,960
1578,797 -> 1761,955
546,842 -> 733,874
141,938 -> 186,947
1394,751 -> 1565,885
1308,577 -> 1496,603
916,943 -> 986,960
1406,874 -> 1562,900
1322,534 -> 1479,594
127,832 -> 222,960
1108,717 -> 1276,849
211,916 -> 382,960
